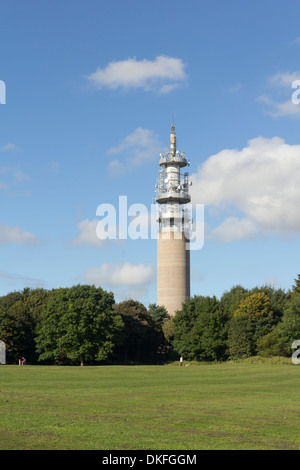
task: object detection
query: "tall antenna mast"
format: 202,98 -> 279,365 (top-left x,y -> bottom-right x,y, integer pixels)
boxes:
155,123 -> 191,316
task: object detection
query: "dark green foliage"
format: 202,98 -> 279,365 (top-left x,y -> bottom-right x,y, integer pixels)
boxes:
256,328 -> 284,357
148,303 -> 169,327
112,300 -> 162,363
0,288 -> 50,363
35,285 -> 123,365
148,303 -> 171,360
173,296 -> 229,361
171,296 -> 201,359
173,284 -> 289,362
220,285 -> 249,318
256,276 -> 300,358
0,277 -> 299,365
249,285 -> 287,323
228,292 -> 275,359
227,316 -> 254,359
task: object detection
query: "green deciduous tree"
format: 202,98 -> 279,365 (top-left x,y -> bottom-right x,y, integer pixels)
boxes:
256,328 -> 283,357
171,296 -> 200,360
113,300 -> 161,363
0,288 -> 50,363
233,292 -> 273,321
35,285 -> 123,365
227,316 -> 254,359
220,285 -> 249,318
228,292 -> 275,359
173,296 -> 229,361
148,303 -> 171,361
250,285 -> 287,323
148,303 -> 169,328
258,275 -> 300,357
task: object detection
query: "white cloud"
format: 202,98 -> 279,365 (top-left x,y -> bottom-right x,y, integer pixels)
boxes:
83,262 -> 154,287
227,82 -> 242,93
191,136 -> 300,241
258,71 -> 300,117
0,166 -> 30,191
268,71 -> 300,87
14,171 -> 30,182
109,127 -> 158,156
107,127 -> 162,174
107,159 -> 125,177
85,55 -> 187,94
258,94 -> 300,118
71,218 -> 104,247
0,270 -> 46,288
0,225 -> 41,245
209,217 -> 257,243
0,143 -> 17,152
71,217 -> 126,247
263,277 -> 279,287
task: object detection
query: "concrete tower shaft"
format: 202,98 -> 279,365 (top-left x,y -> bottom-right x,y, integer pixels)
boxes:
156,125 -> 191,317
157,231 -> 190,317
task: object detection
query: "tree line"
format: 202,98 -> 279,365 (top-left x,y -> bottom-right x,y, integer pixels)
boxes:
0,276 -> 300,365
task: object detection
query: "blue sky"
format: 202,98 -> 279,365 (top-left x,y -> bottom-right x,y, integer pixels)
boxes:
1,0 -> 300,306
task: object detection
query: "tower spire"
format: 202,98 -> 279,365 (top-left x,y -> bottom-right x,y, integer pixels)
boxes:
170,123 -> 176,157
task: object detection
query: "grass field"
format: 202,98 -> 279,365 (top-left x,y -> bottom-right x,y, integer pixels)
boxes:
0,361 -> 299,450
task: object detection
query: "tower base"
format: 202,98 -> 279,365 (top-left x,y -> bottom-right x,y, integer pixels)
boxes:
157,231 -> 190,317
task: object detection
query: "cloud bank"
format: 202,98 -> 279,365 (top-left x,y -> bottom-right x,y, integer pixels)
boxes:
191,136 -> 300,241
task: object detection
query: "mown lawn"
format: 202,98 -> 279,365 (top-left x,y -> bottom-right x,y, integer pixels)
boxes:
0,362 -> 299,450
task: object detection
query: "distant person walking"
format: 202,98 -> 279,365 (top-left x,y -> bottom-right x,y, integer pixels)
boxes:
180,356 -> 183,367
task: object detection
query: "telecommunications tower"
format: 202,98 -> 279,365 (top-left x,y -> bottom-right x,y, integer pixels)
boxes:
155,124 -> 191,317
